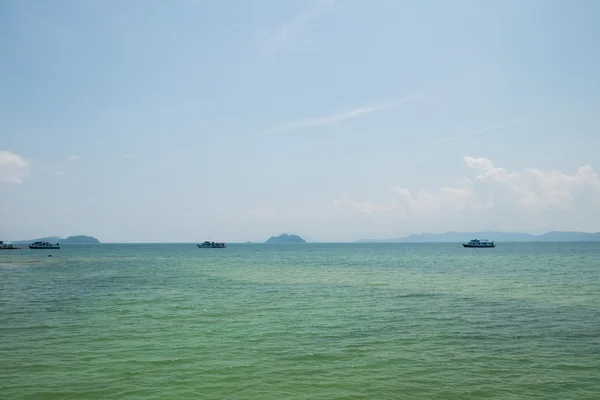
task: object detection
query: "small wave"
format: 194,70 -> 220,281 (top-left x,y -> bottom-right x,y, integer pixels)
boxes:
394,293 -> 437,298
364,283 -> 389,287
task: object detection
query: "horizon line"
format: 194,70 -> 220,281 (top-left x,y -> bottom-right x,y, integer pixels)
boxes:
9,229 -> 600,244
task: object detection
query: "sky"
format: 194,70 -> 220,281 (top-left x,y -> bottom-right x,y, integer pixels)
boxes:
1,0 -> 599,243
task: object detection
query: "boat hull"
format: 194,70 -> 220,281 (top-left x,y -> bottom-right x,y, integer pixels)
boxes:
462,244 -> 495,248
197,244 -> 226,248
0,241 -> 20,250
29,246 -> 60,249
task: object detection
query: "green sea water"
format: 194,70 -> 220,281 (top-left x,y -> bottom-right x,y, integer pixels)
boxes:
1,242 -> 599,399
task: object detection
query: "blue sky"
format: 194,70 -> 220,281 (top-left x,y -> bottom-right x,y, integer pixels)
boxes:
1,0 -> 599,242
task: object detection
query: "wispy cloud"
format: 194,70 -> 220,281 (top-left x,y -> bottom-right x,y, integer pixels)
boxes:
69,155 -> 81,163
410,117 -> 525,150
264,0 -> 336,55
264,92 -> 423,135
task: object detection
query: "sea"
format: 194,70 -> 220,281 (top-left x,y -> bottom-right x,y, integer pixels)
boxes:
1,242 -> 599,399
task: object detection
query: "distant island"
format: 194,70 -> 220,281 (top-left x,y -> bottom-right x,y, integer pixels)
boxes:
12,235 -> 100,244
265,234 -> 306,244
62,235 -> 100,244
357,231 -> 600,243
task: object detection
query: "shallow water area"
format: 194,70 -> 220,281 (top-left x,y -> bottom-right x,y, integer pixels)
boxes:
1,242 -> 599,399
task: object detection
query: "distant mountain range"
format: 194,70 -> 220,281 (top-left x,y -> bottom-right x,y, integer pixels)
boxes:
12,235 -> 100,244
357,231 -> 600,243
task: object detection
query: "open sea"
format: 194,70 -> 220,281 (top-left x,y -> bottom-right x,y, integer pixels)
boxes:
1,242 -> 599,399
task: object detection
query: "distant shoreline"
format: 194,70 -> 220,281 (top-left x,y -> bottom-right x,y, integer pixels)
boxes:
35,240 -> 600,245
6,231 -> 600,245
356,231 -> 600,243
10,235 -> 100,245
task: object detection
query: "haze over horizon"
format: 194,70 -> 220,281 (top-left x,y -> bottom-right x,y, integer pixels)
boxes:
1,0 -> 599,243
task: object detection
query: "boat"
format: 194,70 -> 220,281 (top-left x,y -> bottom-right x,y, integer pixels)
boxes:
462,239 -> 495,248
197,241 -> 226,248
29,241 -> 60,249
0,241 -> 21,250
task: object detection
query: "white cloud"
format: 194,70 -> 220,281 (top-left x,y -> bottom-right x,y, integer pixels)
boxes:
333,156 -> 600,231
265,92 -> 423,135
337,185 -> 477,216
0,150 -> 29,184
264,0 -> 336,55
462,156 -> 600,210
410,117 -> 525,150
69,155 -> 81,163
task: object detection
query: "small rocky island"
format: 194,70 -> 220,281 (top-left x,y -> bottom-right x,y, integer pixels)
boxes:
265,234 -> 306,244
62,235 -> 100,244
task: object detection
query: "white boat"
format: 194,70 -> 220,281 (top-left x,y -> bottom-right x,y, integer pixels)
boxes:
462,239 -> 495,248
0,241 -> 20,250
197,241 -> 226,248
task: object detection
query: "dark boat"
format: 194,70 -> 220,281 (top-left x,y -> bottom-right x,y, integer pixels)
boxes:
462,239 -> 495,248
197,241 -> 226,248
29,241 -> 60,249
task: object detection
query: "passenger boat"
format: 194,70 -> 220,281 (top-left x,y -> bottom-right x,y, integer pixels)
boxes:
462,239 -> 495,248
0,241 -> 20,250
197,241 -> 226,248
29,241 -> 60,249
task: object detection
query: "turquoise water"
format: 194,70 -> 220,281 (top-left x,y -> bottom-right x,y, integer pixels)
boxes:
1,243 -> 599,399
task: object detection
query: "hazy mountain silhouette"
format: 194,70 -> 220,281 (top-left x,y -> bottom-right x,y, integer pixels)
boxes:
357,231 -> 600,243
12,235 -> 100,244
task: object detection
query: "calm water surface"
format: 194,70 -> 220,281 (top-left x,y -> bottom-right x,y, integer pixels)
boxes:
1,243 -> 599,399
